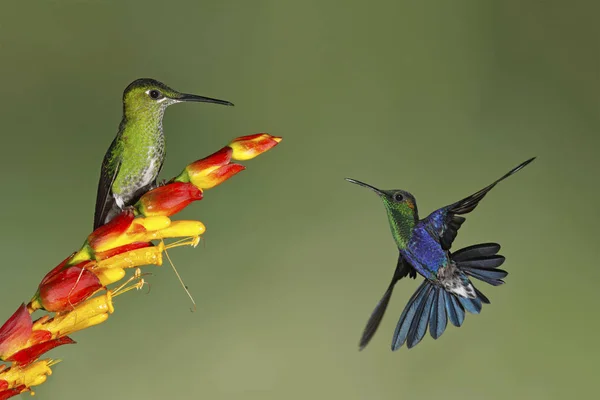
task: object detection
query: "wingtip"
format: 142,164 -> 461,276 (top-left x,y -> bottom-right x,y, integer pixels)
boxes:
507,156 -> 536,177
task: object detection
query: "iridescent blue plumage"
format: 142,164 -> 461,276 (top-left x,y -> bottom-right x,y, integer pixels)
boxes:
346,157 -> 535,351
402,223 -> 449,278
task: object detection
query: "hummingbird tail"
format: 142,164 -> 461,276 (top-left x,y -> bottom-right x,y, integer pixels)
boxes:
391,243 -> 507,350
453,243 -> 508,286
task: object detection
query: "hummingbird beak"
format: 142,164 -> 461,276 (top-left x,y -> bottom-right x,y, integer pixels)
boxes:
177,93 -> 234,106
345,178 -> 385,196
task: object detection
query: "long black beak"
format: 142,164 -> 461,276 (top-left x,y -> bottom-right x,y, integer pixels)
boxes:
345,178 -> 385,196
178,93 -> 234,106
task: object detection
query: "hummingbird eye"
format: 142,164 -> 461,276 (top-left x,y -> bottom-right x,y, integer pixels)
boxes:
393,192 -> 404,202
148,90 -> 162,99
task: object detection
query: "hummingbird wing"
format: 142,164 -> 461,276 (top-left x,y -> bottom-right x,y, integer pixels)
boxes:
359,253 -> 416,350
93,141 -> 121,230
422,157 -> 535,250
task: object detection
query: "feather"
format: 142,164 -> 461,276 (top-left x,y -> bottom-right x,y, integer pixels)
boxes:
459,295 -> 482,314
446,292 -> 465,327
391,281 -> 428,350
94,138 -> 121,230
461,267 -> 507,286
359,287 -> 393,350
429,287 -> 448,339
422,158 -> 535,250
457,255 -> 506,269
407,285 -> 434,348
474,287 -> 490,304
452,243 -> 501,261
359,254 -> 415,350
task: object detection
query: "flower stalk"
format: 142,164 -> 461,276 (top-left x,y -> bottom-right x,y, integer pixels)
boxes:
0,133 -> 281,398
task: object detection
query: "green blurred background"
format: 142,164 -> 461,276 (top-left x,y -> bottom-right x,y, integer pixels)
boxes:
0,1 -> 598,399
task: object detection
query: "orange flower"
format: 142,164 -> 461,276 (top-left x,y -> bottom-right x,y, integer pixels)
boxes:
229,133 -> 282,160
176,147 -> 245,189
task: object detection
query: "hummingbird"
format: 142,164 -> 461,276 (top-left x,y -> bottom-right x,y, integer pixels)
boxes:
346,157 -> 535,350
93,78 -> 233,230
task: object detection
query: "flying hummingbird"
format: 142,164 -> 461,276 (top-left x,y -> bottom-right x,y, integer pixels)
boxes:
346,157 -> 535,350
93,78 -> 233,230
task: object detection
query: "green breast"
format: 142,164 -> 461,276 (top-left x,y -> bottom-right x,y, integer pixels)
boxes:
110,117 -> 165,199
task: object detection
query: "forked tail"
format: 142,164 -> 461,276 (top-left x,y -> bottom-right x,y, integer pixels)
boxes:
391,243 -> 507,350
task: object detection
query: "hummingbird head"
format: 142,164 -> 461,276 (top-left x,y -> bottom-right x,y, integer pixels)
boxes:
346,178 -> 418,247
122,78 -> 233,120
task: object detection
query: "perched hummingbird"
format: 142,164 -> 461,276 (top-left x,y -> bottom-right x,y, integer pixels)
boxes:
93,78 -> 233,229
346,157 -> 535,350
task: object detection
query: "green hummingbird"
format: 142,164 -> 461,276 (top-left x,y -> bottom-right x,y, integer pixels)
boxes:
93,78 -> 233,230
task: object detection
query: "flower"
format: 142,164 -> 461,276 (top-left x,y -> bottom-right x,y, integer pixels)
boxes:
228,133 -> 282,161
35,293 -> 114,338
0,305 -> 32,361
6,337 -> 75,366
0,305 -> 74,366
0,359 -> 55,399
93,242 -> 152,262
135,182 -> 203,217
29,263 -> 102,313
93,243 -> 165,286
0,132 -> 283,396
71,213 -> 204,261
85,209 -> 136,255
176,147 -> 246,189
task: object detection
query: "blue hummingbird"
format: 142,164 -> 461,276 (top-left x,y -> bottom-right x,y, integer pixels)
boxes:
346,157 -> 535,350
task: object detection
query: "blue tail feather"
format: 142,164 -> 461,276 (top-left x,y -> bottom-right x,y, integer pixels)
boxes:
390,242 -> 508,350
459,295 -> 482,314
474,287 -> 490,304
407,285 -> 435,348
461,266 -> 507,286
391,281 -> 428,350
429,288 -> 447,339
447,292 -> 465,327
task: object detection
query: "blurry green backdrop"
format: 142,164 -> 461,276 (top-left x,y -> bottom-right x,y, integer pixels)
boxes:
0,1 -> 598,399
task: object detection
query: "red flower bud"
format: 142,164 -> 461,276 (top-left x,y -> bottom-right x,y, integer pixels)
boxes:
36,265 -> 102,312
135,182 -> 203,217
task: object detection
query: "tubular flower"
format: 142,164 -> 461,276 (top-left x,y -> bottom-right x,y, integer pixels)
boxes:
0,133 -> 281,397
72,213 -> 205,261
0,360 -> 55,398
93,242 -> 152,262
30,263 -> 103,313
229,133 -> 282,160
93,243 -> 165,286
176,147 -> 246,189
0,305 -> 32,361
0,305 -> 74,366
135,182 -> 203,217
34,293 -> 114,338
